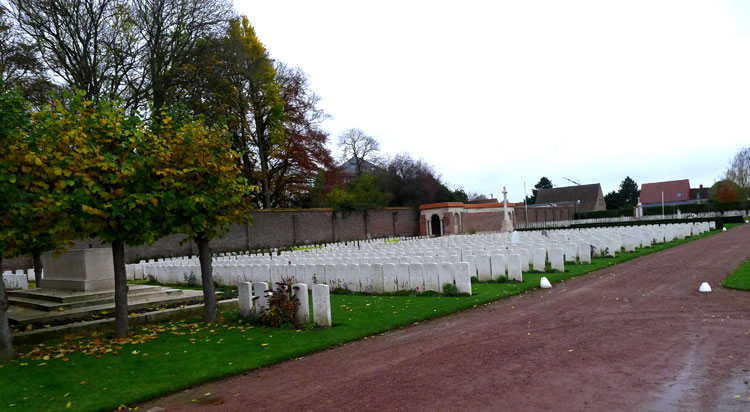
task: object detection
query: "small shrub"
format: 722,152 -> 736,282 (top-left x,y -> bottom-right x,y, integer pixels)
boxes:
182,272 -> 198,286
331,287 -> 354,295
469,228 -> 477,235
442,283 -> 458,296
258,278 -> 299,328
470,276 -> 479,284
496,275 -> 508,283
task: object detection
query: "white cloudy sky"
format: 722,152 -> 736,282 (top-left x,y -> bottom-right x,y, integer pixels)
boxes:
235,0 -> 750,202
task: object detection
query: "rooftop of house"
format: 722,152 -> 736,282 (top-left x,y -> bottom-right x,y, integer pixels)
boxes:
640,179 -> 691,204
535,183 -> 604,211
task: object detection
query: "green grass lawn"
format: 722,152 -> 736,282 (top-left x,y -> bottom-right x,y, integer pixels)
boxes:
0,229 -> 721,411
722,258 -> 750,290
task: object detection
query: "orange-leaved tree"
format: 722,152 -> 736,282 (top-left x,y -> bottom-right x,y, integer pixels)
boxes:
148,110 -> 255,322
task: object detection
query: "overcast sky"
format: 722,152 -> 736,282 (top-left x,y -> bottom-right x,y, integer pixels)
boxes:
235,0 -> 750,202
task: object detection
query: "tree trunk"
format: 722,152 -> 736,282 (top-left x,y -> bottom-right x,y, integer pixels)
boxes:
197,236 -> 218,323
255,120 -> 272,208
0,257 -> 17,361
112,240 -> 129,338
32,252 -> 43,288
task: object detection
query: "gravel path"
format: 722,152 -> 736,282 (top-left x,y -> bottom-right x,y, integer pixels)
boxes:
138,225 -> 750,412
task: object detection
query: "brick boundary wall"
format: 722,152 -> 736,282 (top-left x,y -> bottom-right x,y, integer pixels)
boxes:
1,208 -> 419,271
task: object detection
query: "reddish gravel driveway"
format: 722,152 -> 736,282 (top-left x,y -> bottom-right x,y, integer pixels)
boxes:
139,225 -> 750,412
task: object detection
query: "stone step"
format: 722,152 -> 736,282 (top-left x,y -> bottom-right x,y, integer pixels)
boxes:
8,289 -> 208,326
8,287 -> 183,312
7,284 -> 160,304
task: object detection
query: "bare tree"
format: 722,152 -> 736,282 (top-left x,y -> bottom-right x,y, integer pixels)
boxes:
131,0 -> 234,113
338,128 -> 379,176
9,0 -> 141,106
725,146 -> 750,189
0,6 -> 55,105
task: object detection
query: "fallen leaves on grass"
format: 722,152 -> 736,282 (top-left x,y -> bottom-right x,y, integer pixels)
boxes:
15,317 -> 251,362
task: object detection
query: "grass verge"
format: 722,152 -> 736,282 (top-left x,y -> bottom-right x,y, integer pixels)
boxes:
0,229 -> 721,411
722,258 -> 750,290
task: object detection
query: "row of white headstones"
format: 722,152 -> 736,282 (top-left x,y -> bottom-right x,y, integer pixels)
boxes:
129,222 -> 711,294
1,272 -> 28,290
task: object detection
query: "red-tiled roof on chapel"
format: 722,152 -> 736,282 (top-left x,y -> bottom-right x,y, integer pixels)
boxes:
640,179 -> 691,204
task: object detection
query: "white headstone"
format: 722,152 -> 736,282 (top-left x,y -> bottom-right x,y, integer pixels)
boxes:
253,282 -> 269,317
507,254 -> 522,282
578,242 -> 591,264
383,263 -> 397,293
438,262 -> 455,292
549,248 -> 565,272
371,264 -> 385,293
409,263 -> 425,293
359,264 -> 372,293
563,243 -> 578,263
312,284 -> 332,327
490,254 -> 506,279
292,283 -> 310,325
532,248 -> 546,272
476,255 -> 491,281
454,262 -> 472,295
511,231 -> 520,244
397,262 -> 411,291
239,281 -> 253,318
423,263 -> 440,292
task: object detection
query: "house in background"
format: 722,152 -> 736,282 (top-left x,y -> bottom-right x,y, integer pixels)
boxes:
534,183 -> 606,213
337,157 -> 381,183
640,179 -> 709,208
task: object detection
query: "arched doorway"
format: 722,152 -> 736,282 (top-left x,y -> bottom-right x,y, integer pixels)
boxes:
430,214 -> 442,237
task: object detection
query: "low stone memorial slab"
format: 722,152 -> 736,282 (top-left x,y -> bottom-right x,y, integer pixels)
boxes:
42,248 -> 114,291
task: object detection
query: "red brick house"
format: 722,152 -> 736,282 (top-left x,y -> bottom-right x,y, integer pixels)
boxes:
640,179 -> 704,208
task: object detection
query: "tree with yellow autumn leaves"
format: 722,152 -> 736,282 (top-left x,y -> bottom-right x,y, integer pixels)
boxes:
0,89 -> 254,349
